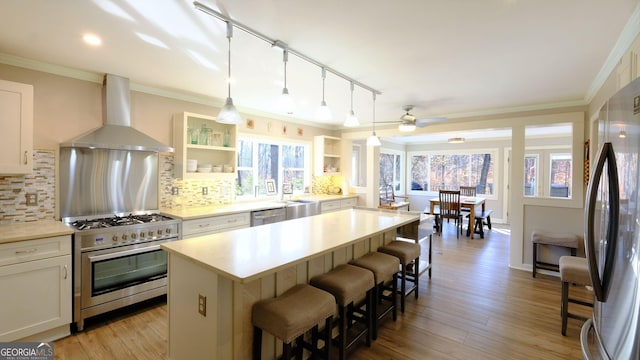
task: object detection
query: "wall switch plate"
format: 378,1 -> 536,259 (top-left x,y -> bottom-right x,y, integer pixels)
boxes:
202,187 -> 208,195
25,193 -> 38,206
171,187 -> 179,195
198,294 -> 206,316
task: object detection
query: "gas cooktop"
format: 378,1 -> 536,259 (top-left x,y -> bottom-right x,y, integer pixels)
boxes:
71,214 -> 176,231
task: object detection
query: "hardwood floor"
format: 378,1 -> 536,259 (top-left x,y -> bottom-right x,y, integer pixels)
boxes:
54,221 -> 591,359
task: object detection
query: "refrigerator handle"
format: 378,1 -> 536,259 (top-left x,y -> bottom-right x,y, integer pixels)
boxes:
585,142 -> 619,302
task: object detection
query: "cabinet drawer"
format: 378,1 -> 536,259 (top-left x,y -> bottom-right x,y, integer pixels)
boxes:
182,212 -> 251,237
0,236 -> 71,267
320,200 -> 341,213
341,198 -> 357,208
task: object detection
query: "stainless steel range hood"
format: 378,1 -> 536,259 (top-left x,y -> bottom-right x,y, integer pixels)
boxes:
60,74 -> 174,152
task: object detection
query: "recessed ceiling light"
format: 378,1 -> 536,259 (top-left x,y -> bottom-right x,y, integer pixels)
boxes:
83,33 -> 102,46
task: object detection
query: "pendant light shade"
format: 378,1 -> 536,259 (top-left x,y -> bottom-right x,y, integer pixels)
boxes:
398,121 -> 416,132
278,49 -> 295,114
366,93 -> 381,147
216,22 -> 242,124
343,82 -> 360,127
315,68 -> 332,121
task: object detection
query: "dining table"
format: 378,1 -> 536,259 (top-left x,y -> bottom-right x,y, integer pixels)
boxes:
428,196 -> 486,239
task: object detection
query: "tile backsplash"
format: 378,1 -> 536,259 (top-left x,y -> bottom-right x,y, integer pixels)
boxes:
0,149 -> 56,224
0,151 -> 235,225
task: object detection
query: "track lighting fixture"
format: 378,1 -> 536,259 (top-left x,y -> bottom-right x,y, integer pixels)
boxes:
216,21 -> 242,124
315,68 -> 332,121
277,49 -> 295,114
344,82 -> 359,127
366,93 -> 381,147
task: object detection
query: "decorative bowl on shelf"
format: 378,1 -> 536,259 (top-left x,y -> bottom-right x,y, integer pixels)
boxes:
197,164 -> 212,173
212,165 -> 223,173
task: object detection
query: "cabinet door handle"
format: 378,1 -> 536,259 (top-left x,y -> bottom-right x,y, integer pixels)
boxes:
63,265 -> 68,279
23,150 -> 28,164
15,248 -> 37,255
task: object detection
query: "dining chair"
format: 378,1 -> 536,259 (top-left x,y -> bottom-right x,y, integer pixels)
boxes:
438,190 -> 463,238
459,186 -> 476,197
458,186 -> 476,215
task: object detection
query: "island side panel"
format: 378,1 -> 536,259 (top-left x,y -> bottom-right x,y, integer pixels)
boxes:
167,255 -> 219,360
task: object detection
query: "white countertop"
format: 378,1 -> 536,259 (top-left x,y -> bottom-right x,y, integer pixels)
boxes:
0,220 -> 74,244
162,208 -> 419,283
161,194 -> 358,220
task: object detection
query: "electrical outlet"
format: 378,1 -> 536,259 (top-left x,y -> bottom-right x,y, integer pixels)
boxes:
198,294 -> 207,316
202,187 -> 208,195
25,193 -> 38,206
171,187 -> 179,195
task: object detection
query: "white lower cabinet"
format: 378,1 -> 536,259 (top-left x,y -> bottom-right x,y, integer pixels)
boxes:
320,197 -> 358,213
0,235 -> 72,342
181,212 -> 251,239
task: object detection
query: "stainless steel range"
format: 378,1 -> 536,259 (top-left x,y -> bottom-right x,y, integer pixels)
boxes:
58,74 -> 179,331
69,214 -> 180,331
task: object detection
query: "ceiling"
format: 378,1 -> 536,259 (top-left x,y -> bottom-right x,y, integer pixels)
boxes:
1,0 -> 638,141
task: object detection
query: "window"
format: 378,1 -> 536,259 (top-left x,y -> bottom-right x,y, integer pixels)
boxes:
523,149 -> 572,198
236,137 -> 310,198
379,149 -> 404,193
408,150 -> 496,195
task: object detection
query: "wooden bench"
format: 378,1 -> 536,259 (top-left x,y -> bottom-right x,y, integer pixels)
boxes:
466,209 -> 493,238
378,185 -> 410,211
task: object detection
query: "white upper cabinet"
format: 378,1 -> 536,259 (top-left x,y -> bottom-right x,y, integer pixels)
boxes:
0,79 -> 33,175
173,112 -> 237,179
314,135 -> 342,176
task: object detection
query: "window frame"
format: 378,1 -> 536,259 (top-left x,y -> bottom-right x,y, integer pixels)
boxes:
235,134 -> 312,200
523,146 -> 572,199
379,148 -> 405,195
406,148 -> 499,200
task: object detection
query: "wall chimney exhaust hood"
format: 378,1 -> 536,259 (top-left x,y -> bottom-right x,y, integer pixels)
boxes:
60,74 -> 174,152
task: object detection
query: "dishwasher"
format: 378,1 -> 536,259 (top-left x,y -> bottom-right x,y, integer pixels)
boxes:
250,208 -> 286,226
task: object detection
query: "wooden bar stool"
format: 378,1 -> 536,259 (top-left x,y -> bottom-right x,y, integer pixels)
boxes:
252,284 -> 335,359
310,264 -> 375,360
559,256 -> 593,336
350,251 -> 399,339
532,231 -> 579,277
377,240 -> 421,313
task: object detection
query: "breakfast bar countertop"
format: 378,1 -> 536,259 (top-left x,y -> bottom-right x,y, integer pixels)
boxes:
161,207 -> 419,283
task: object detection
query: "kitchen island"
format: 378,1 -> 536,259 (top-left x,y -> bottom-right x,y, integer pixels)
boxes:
161,207 -> 421,360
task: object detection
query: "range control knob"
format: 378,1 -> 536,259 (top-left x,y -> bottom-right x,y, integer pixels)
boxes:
112,235 -> 118,242
122,234 -> 128,241
157,229 -> 163,235
131,233 -> 137,240
140,232 -> 145,238
148,231 -> 154,237
165,228 -> 172,234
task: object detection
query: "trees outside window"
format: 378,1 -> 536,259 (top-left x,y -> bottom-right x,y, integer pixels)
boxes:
236,137 -> 310,197
408,150 -> 496,195
379,150 -> 404,193
523,148 -> 572,198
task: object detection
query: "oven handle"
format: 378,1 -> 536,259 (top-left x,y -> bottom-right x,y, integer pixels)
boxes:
88,244 -> 162,263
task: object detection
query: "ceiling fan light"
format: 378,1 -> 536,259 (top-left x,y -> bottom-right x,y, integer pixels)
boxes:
344,110 -> 359,127
398,122 -> 416,132
448,137 -> 465,143
619,130 -> 627,138
367,132 -> 381,147
216,97 -> 242,124
315,100 -> 332,121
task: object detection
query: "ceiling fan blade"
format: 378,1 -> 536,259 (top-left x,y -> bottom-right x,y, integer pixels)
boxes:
415,117 -> 447,127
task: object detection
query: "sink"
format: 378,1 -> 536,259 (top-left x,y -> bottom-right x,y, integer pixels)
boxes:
283,199 -> 319,219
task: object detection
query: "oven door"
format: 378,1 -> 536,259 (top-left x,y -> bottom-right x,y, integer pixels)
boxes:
81,239 -> 172,309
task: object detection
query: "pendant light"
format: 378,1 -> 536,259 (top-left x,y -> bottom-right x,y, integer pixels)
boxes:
344,82 -> 360,127
366,92 -> 381,147
277,49 -> 295,114
216,21 -> 242,124
315,68 -> 332,121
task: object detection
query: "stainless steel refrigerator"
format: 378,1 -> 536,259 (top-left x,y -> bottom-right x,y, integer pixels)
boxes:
582,77 -> 640,359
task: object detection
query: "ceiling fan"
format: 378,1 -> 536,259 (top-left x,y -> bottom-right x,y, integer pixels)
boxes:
382,105 -> 447,132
